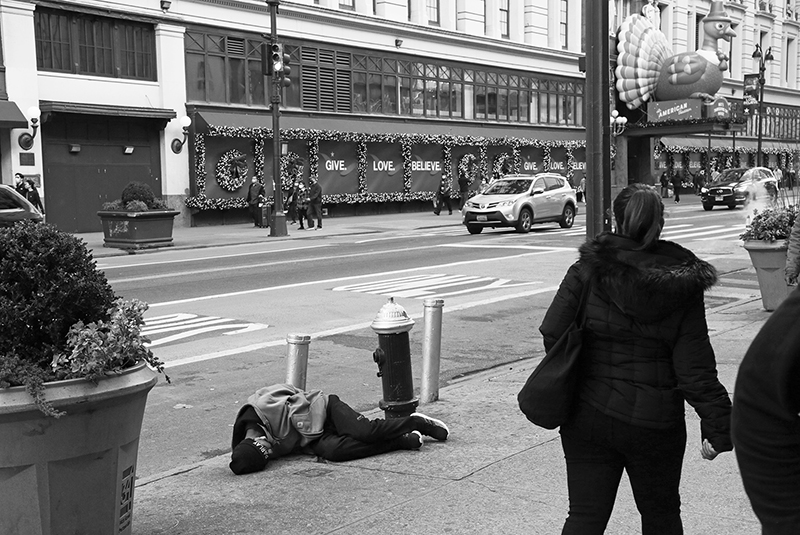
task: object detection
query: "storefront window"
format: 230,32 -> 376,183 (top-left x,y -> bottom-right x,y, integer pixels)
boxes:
229,57 -> 246,104
384,75 -> 398,114
412,79 -> 425,115
400,77 -> 411,114
353,72 -> 367,112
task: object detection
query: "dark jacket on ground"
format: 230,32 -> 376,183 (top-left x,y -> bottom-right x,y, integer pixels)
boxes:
732,287 -> 800,531
540,233 -> 732,452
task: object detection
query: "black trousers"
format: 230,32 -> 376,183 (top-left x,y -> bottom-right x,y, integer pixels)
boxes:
310,395 -> 416,461
559,402 -> 687,535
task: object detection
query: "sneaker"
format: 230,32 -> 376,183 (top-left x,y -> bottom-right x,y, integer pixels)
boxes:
411,412 -> 449,441
316,226 -> 322,230
400,431 -> 423,450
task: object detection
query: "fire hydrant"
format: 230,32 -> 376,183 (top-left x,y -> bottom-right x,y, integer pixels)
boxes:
371,297 -> 418,418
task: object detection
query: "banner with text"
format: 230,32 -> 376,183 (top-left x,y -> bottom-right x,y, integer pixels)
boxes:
519,146 -> 546,174
409,144 -> 443,192
318,141 -> 359,195
366,143 -> 404,193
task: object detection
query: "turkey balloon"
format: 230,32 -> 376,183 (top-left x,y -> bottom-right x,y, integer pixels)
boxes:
615,1 -> 736,110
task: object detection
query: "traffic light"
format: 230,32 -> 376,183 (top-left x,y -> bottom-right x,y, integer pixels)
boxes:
261,42 -> 272,76
270,43 -> 284,75
281,51 -> 292,87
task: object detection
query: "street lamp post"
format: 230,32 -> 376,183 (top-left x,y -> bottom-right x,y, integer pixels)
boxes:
267,0 -> 288,237
752,44 -> 773,168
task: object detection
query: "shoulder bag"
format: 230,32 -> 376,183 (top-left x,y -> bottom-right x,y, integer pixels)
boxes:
517,281 -> 591,429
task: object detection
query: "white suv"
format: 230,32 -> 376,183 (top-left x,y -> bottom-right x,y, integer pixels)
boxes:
462,173 -> 578,234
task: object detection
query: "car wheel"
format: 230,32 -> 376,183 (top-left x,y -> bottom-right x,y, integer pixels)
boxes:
515,208 -> 532,233
467,224 -> 482,235
559,204 -> 575,228
702,203 -> 713,211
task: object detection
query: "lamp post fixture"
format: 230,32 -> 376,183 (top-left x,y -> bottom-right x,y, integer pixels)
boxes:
266,0 -> 288,237
752,44 -> 773,168
610,110 -> 628,137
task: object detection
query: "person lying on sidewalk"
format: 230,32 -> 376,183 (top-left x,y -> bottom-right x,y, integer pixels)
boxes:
229,383 -> 450,475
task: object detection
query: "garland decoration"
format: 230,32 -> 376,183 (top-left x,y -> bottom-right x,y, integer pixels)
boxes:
492,152 -> 512,181
186,127 -> 592,210
215,149 -> 249,192
458,154 -> 477,187
280,152 -> 303,190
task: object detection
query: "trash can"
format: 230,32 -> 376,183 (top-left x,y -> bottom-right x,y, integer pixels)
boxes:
256,204 -> 270,228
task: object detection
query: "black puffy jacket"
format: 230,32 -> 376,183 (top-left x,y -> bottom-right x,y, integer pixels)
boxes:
540,233 -> 732,452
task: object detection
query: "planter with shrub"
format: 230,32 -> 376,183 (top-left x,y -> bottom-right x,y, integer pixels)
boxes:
740,202 -> 798,311
0,220 -> 168,534
97,181 -> 180,250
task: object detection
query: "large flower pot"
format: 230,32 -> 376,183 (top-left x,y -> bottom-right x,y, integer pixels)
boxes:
97,210 -> 180,250
744,239 -> 792,311
0,363 -> 157,535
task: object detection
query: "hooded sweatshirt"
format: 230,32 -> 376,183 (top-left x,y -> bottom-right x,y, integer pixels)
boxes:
540,233 -> 732,451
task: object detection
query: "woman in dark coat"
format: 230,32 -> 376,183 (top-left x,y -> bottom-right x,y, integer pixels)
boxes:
732,287 -> 800,534
540,183 -> 732,534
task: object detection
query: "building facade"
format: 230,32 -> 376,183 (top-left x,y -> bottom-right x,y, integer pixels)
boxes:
0,0 -> 798,231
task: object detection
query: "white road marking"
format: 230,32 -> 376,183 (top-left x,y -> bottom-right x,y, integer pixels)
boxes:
333,274 -> 540,299
97,244 -> 330,270
164,285 -> 561,368
146,247 -> 568,308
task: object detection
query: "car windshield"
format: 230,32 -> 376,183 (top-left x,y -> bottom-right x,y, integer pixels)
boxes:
718,169 -> 746,182
742,168 -> 772,182
0,188 -> 26,210
483,179 -> 532,195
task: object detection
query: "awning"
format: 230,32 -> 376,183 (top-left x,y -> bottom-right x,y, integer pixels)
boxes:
660,136 -> 797,152
0,101 -> 30,129
39,100 -> 177,121
192,108 -> 588,142
194,110 -> 270,133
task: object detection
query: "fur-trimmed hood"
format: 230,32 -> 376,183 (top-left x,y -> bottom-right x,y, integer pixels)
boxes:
579,233 -> 718,322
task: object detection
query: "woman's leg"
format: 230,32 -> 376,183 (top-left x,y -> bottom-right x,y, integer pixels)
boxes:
560,429 -> 625,535
624,421 -> 686,535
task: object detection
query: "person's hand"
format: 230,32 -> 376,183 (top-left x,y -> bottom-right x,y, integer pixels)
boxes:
701,439 -> 719,460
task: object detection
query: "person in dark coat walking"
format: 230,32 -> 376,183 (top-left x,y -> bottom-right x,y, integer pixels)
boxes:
294,183 -> 312,230
539,183 -> 732,534
433,178 -> 453,215
245,176 -> 265,227
732,287 -> 800,534
458,167 -> 473,211
14,173 -> 44,214
670,171 -> 684,203
307,178 -> 323,230
229,383 -> 449,475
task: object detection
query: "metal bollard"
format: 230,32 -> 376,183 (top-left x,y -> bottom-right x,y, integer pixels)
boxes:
371,297 -> 419,418
285,333 -> 311,390
420,298 -> 444,404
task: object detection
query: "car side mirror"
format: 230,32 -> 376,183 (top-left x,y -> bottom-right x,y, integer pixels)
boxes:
531,188 -> 544,196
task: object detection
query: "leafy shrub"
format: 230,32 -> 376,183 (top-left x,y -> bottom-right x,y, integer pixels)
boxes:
740,206 -> 798,242
121,181 -> 156,207
102,181 -> 170,211
124,200 -> 149,212
0,221 -> 167,416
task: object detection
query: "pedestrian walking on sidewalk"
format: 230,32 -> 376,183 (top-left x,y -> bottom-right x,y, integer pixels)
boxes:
732,286 -> 800,534
307,178 -> 323,230
295,183 -> 312,230
539,183 -> 732,534
229,383 -> 450,475
434,178 -> 453,216
245,176 -> 265,227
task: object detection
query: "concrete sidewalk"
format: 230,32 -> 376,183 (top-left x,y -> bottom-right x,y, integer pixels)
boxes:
125,206 -> 772,534
79,210 -> 465,259
132,295 -> 767,535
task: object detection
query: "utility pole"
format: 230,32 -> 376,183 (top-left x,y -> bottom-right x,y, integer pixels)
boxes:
267,0 -> 288,237
584,0 -> 612,238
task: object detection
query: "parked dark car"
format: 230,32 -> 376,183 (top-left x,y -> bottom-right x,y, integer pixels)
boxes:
0,184 -> 44,227
699,167 -> 778,210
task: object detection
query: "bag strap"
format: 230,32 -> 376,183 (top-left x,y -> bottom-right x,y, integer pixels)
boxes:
575,278 -> 591,327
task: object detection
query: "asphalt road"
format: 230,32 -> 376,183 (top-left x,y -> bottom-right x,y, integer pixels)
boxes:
99,199 -> 756,479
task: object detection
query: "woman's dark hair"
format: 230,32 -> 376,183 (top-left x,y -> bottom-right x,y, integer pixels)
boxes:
613,183 -> 664,249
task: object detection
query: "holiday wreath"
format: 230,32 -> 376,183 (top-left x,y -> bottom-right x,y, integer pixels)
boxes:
216,149 -> 249,192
